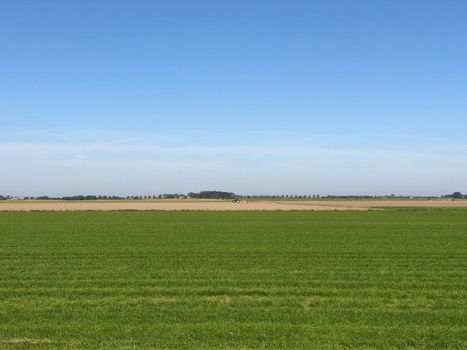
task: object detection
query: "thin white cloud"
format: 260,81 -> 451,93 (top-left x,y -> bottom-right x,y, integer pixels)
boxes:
1,128 -> 466,196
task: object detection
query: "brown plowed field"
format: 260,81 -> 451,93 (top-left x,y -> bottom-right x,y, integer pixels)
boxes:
0,199 -> 466,211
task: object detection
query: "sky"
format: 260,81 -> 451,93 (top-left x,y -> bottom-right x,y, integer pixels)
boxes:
1,0 -> 466,196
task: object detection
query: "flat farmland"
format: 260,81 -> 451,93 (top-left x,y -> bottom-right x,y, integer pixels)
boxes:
0,210 -> 466,349
1,199 -> 467,211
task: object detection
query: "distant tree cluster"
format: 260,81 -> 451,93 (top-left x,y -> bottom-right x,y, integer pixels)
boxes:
126,195 -> 157,200
21,195 -> 125,200
124,192 -> 237,199
0,195 -> 11,200
161,194 -> 186,199
125,194 -> 187,199
240,194 -> 418,199
61,195 -> 125,200
442,192 -> 467,199
243,194 -> 315,199
188,191 -> 236,199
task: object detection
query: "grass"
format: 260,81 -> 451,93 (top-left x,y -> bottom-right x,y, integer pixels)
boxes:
0,209 -> 466,349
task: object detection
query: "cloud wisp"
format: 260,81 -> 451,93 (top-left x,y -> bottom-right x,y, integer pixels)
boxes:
1,129 -> 466,196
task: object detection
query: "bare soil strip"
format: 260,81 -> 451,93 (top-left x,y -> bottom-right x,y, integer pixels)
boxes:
0,200 -> 466,211
0,337 -> 53,345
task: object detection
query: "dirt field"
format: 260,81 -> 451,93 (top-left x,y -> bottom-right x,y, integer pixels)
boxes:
0,199 -> 466,211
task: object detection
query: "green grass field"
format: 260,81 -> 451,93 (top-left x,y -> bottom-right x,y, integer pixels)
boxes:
1,210 -> 466,349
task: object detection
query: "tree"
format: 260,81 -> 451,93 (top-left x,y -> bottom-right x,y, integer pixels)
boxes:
452,192 -> 463,199
188,191 -> 236,200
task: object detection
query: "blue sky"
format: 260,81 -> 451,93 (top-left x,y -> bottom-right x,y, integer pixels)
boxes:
1,0 -> 466,196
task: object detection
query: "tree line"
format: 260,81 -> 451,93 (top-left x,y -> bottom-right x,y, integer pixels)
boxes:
442,192 -> 467,199
1,192 -> 466,200
0,191 -> 237,200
